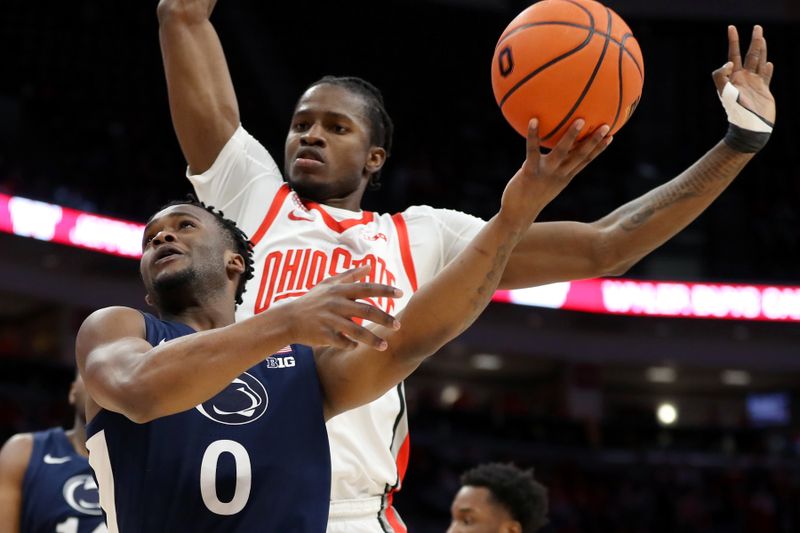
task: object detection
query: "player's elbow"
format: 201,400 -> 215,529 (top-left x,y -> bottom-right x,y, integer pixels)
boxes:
90,374 -> 160,425
591,226 -> 637,277
157,0 -> 208,27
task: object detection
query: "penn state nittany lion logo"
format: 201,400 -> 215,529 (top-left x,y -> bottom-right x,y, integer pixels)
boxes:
196,372 -> 268,425
62,475 -> 102,516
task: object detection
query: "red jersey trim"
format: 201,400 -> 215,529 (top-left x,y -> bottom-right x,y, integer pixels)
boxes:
391,214 -> 418,292
251,184 -> 291,246
301,199 -> 375,233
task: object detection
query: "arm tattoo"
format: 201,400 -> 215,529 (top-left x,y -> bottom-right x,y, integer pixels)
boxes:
620,144 -> 750,231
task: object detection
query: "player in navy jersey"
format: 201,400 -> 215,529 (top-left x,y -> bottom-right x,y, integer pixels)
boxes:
0,376 -> 107,533
75,119 -> 586,531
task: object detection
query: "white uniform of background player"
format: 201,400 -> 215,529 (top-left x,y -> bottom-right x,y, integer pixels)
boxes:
189,126 -> 485,532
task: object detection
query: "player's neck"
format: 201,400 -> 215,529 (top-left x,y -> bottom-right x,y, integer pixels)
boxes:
66,421 -> 89,457
319,195 -> 362,212
159,299 -> 236,332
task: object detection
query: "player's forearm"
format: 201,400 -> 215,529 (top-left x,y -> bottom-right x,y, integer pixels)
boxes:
123,313 -> 293,423
158,0 -> 239,174
596,140 -> 754,274
389,213 -> 528,361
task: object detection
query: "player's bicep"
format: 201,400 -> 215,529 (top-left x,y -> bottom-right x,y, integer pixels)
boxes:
501,220 -> 606,288
0,434 -> 32,532
76,308 -> 152,417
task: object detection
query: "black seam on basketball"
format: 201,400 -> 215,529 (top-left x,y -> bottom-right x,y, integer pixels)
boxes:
499,1 -> 596,108
542,5 -> 613,141
609,33 -> 631,133
496,23 -> 642,78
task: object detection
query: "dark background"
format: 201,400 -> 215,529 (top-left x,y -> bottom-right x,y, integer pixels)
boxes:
1,1 -> 799,531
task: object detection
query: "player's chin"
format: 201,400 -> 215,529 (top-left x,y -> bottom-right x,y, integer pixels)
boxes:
287,172 -> 334,202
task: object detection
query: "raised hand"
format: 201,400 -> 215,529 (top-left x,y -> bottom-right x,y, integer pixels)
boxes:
282,266 -> 402,351
712,25 -> 776,125
500,118 -> 612,226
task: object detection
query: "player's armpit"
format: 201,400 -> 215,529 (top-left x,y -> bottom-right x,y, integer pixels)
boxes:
0,433 -> 34,533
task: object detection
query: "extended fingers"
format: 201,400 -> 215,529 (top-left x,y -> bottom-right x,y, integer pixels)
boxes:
524,118 -> 542,170
727,25 -> 742,70
335,319 -> 390,351
565,127 -> 612,178
549,119 -> 585,161
338,282 -> 403,301
743,25 -> 764,72
346,301 -> 400,331
325,266 -> 372,285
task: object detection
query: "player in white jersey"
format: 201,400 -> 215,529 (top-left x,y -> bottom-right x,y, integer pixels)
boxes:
156,3 -> 775,528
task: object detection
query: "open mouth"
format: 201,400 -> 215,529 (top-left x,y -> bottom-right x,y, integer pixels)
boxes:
154,245 -> 184,264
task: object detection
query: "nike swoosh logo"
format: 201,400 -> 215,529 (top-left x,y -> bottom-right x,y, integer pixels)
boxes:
44,454 -> 71,464
288,211 -> 314,222
159,339 -> 167,345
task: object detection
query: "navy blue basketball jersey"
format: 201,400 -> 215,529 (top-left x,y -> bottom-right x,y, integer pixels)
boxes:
85,312 -> 331,532
21,427 -> 106,533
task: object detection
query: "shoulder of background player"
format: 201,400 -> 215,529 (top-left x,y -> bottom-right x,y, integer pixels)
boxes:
0,433 -> 34,483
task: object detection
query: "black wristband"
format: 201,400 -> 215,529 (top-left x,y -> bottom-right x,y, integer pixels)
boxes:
724,124 -> 771,153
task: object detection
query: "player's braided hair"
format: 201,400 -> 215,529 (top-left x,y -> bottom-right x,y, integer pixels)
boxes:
460,463 -> 548,532
149,195 -> 255,306
306,75 -> 394,190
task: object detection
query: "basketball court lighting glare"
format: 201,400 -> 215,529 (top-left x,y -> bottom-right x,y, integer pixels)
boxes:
657,402 -> 678,426
470,353 -> 503,371
440,385 -> 462,407
721,369 -> 751,386
646,366 -> 676,383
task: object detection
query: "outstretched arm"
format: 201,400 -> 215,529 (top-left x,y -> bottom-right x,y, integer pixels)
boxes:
499,25 -> 776,288
158,0 -> 238,174
318,120 -> 612,418
77,273 -> 398,424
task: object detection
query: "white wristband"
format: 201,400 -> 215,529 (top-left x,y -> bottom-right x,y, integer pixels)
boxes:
718,82 -> 773,133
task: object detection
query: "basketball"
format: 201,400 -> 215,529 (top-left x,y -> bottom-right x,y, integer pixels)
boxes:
491,0 -> 644,147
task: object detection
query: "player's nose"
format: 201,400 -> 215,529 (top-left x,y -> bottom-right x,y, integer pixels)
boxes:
300,123 -> 326,147
151,229 -> 177,246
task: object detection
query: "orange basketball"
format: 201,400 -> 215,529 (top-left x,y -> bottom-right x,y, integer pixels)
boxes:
491,0 -> 644,148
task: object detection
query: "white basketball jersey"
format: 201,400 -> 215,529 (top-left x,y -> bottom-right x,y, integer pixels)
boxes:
188,126 -> 484,526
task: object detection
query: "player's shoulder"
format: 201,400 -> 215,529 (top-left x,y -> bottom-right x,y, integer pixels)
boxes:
399,204 -> 485,225
80,306 -> 143,330
397,204 -> 440,221
0,432 -> 35,475
76,307 -> 147,351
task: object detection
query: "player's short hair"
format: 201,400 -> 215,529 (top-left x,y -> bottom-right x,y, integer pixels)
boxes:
305,75 -> 394,191
149,195 -> 255,306
460,463 -> 548,533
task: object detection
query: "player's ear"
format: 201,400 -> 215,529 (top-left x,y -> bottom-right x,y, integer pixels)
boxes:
225,251 -> 245,278
68,380 -> 78,406
144,293 -> 155,307
364,146 -> 386,175
501,521 -> 522,533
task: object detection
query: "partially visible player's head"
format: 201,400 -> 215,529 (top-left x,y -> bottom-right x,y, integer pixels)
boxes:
68,373 -> 88,424
285,76 -> 394,204
140,197 -> 254,315
447,463 -> 548,533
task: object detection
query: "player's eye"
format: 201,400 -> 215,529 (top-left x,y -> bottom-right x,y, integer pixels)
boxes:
179,220 -> 196,229
293,121 -> 309,132
333,124 -> 348,134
